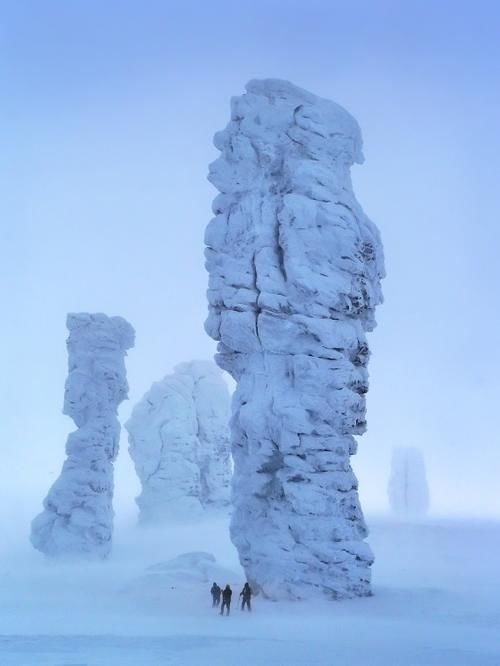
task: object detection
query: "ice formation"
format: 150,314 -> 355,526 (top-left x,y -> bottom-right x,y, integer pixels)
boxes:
205,79 -> 385,599
125,360 -> 232,524
388,447 -> 430,517
30,313 -> 135,559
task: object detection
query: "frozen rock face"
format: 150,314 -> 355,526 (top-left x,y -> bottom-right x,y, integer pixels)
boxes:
388,447 -> 430,517
184,361 -> 233,508
31,313 -> 135,559
205,79 -> 385,599
127,368 -> 203,523
126,360 -> 232,524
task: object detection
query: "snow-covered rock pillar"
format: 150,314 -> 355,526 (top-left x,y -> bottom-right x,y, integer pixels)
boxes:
178,361 -> 232,509
205,79 -> 385,599
31,313 -> 135,559
388,447 -> 430,517
126,360 -> 231,524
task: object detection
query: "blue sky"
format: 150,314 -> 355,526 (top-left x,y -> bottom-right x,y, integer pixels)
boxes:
1,0 -> 499,526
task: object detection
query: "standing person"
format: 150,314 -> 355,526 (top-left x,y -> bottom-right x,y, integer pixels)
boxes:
210,582 -> 221,607
240,582 -> 252,611
220,584 -> 232,616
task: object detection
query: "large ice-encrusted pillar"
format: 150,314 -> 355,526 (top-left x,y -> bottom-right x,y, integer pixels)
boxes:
125,360 -> 231,524
205,79 -> 385,599
31,313 -> 135,559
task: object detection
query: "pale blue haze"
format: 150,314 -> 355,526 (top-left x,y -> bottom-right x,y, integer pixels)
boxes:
1,0 -> 499,527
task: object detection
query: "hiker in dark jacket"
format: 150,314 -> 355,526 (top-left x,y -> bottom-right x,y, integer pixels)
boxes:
210,582 -> 221,607
240,582 -> 252,611
220,584 -> 232,616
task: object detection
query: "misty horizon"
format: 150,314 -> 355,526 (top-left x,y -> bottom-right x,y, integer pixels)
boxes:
2,1 -> 499,546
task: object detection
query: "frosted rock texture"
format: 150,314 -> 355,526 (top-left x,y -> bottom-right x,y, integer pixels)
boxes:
125,360 -> 232,524
388,447 -> 430,517
31,313 -> 135,559
205,79 -> 385,599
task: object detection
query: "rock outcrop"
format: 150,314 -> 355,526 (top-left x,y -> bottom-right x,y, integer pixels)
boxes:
126,360 -> 231,524
205,79 -> 385,599
31,313 -> 135,559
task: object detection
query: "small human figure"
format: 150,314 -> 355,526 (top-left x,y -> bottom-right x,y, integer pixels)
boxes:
220,584 -> 232,616
240,582 -> 252,611
210,582 -> 221,607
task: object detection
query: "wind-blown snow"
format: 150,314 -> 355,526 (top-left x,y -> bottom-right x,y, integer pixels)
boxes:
205,79 -> 385,599
126,360 -> 231,524
2,517 -> 500,665
30,313 -> 135,559
388,447 -> 430,517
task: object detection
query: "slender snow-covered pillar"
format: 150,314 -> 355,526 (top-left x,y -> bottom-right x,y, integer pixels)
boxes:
31,313 -> 135,559
388,447 -> 430,517
126,360 -> 231,524
205,79 -> 385,599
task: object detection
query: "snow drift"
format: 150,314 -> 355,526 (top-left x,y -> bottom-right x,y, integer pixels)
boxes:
205,79 -> 385,599
125,551 -> 237,604
31,313 -> 135,559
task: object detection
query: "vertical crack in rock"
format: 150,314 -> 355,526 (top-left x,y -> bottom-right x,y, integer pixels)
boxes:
125,361 -> 232,524
205,79 -> 385,599
30,313 -> 135,559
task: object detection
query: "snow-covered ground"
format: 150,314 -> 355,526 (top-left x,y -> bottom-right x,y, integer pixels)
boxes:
1,516 -> 499,665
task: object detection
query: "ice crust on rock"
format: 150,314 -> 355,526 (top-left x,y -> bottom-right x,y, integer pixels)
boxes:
388,447 -> 430,517
125,360 -> 232,524
205,79 -> 385,599
31,313 -> 135,559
